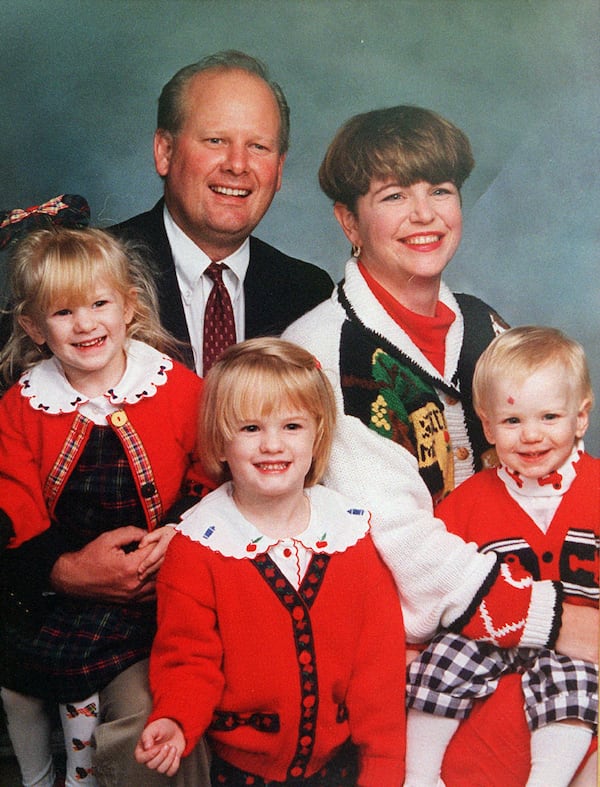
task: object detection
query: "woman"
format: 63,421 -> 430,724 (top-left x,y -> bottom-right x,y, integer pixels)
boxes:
284,106 -> 597,785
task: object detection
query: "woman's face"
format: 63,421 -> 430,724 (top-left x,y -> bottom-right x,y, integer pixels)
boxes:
335,178 -> 462,301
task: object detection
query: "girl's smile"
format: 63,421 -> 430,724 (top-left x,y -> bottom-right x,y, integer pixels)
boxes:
221,406 -> 317,537
20,277 -> 135,398
254,461 -> 291,472
72,336 -> 107,348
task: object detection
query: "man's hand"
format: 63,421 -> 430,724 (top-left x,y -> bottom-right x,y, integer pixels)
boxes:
50,526 -> 157,603
555,603 -> 598,665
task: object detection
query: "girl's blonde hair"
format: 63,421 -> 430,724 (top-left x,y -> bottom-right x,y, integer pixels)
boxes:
0,227 -> 180,388
200,337 -> 336,486
473,326 -> 594,417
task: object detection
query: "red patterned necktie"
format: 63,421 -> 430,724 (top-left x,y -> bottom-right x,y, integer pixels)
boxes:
203,262 -> 237,373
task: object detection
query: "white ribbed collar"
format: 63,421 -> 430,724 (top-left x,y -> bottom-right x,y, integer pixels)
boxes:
497,443 -> 584,533
341,258 -> 463,386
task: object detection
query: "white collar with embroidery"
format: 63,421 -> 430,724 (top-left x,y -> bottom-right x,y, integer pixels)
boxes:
177,482 -> 371,559
497,442 -> 583,498
19,339 -> 173,414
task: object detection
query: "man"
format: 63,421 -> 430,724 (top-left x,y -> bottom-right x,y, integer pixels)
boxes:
6,52 -> 333,787
112,50 -> 333,374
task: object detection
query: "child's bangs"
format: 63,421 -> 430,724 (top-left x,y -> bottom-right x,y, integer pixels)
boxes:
35,243 -> 120,313
221,363 -> 315,438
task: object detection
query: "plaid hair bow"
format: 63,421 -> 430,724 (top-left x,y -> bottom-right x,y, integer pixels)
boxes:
0,194 -> 90,249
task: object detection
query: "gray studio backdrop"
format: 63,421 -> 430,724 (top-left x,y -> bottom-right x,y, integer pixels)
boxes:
1,0 -> 598,453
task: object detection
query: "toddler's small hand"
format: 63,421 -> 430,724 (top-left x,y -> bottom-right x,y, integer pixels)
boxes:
135,718 -> 185,776
137,525 -> 177,582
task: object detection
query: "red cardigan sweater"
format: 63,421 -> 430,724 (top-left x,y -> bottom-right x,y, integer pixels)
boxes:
437,453 -> 598,605
149,525 -> 406,786
0,358 -> 212,550
439,453 -> 599,786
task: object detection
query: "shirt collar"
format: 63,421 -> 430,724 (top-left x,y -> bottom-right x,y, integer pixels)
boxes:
358,260 -> 456,375
497,441 -> 583,498
163,204 -> 249,299
19,340 -> 173,414
177,482 -> 371,559
342,258 -> 464,384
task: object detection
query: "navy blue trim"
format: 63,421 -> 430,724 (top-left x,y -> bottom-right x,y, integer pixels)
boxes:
546,581 -> 564,649
253,553 -> 330,779
448,555 -> 501,634
210,709 -> 280,733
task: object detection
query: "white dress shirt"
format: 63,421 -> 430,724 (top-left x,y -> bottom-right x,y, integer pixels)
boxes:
163,205 -> 249,375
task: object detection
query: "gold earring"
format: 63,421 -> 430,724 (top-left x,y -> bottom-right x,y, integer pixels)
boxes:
351,244 -> 361,258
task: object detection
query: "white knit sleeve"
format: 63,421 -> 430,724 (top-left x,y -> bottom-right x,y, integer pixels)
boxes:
324,410 -> 497,642
284,296 -> 556,645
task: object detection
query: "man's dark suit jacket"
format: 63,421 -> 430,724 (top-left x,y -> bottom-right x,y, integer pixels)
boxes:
111,200 -> 334,368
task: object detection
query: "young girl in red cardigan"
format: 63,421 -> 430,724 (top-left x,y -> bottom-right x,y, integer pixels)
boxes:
135,337 -> 406,786
405,327 -> 598,787
0,227 -> 212,787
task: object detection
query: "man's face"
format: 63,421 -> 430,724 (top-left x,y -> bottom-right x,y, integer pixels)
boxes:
154,68 -> 286,261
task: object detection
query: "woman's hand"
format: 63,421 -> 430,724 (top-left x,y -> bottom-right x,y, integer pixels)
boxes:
136,525 -> 177,583
555,603 -> 598,665
135,718 -> 185,776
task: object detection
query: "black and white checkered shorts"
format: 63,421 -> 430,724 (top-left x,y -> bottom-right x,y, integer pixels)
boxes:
406,632 -> 598,731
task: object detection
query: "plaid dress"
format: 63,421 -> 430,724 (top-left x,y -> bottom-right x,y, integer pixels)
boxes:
1,425 -> 156,702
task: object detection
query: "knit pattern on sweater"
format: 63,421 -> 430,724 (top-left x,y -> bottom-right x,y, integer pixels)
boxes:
338,285 -> 505,503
